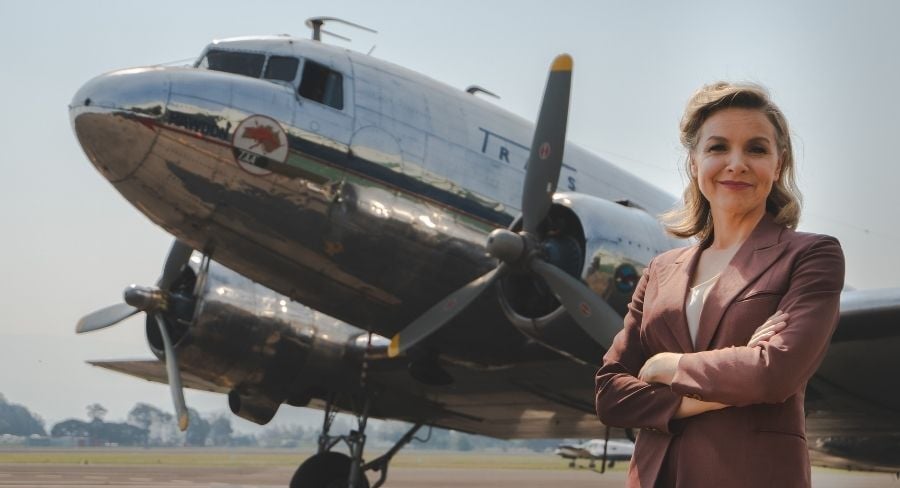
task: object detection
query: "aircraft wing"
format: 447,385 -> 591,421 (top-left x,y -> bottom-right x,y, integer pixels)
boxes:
88,356 -> 607,439
801,288 -> 900,472
363,357 -> 607,439
88,359 -> 230,395
833,288 -> 900,342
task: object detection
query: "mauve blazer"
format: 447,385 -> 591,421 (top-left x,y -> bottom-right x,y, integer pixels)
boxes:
595,213 -> 844,487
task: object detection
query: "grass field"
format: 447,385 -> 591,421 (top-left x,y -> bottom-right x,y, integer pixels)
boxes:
0,448 -> 610,471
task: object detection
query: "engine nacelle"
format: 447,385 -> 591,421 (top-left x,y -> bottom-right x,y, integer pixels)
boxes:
143,258 -> 378,424
498,192 -> 683,360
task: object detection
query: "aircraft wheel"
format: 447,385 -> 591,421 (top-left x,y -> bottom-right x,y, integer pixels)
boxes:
289,452 -> 370,488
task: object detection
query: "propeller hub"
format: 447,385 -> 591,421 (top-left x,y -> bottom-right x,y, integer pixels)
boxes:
486,229 -> 525,263
123,284 -> 166,311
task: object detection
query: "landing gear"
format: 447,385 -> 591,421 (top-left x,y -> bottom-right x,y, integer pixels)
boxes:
598,424 -> 611,474
290,395 -> 424,488
291,452 -> 363,488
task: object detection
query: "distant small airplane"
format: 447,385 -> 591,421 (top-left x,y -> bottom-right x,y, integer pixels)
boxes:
555,438 -> 633,471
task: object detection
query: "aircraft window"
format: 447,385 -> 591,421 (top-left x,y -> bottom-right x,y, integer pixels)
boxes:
202,50 -> 265,78
298,60 -> 344,110
264,56 -> 299,82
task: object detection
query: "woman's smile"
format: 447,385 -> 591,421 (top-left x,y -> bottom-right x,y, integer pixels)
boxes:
718,180 -> 753,190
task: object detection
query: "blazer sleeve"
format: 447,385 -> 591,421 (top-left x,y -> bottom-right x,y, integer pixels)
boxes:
595,257 -> 683,434
670,235 -> 845,406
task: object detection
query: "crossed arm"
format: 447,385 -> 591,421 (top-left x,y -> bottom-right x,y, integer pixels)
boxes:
595,237 -> 844,430
639,311 -> 790,418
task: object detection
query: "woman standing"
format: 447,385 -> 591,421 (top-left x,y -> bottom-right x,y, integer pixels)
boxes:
594,82 -> 844,487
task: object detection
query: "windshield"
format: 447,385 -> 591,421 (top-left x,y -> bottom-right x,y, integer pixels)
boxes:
200,50 -> 265,78
264,56 -> 299,82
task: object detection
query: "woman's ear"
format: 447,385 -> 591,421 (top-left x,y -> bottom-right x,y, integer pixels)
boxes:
689,156 -> 697,179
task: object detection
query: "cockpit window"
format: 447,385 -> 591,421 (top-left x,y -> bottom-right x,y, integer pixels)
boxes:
299,60 -> 344,110
202,50 -> 265,78
264,56 -> 299,82
196,50 -> 343,109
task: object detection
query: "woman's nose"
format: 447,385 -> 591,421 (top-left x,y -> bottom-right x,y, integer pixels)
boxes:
725,152 -> 749,173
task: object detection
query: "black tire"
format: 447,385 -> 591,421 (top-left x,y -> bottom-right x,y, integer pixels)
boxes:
289,452 -> 370,488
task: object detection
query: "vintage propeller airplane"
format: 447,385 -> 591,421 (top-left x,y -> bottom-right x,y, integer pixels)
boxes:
71,16 -> 900,487
555,438 -> 634,471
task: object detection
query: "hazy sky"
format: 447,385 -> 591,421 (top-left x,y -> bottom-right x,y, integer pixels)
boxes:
1,0 -> 898,431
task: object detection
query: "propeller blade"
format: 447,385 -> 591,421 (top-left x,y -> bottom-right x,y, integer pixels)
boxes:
389,264 -> 507,358
153,313 -> 189,431
75,303 -> 140,334
530,259 -> 621,349
158,240 -> 193,290
521,54 -> 572,234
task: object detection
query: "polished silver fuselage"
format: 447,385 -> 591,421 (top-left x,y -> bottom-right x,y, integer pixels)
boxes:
70,36 -> 678,365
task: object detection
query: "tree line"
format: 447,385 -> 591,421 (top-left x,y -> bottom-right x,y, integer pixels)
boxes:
48,402 -> 242,447
0,393 -> 567,451
0,394 -> 45,437
0,394 -> 242,447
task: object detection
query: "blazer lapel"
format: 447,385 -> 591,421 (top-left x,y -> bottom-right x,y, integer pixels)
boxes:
693,213 -> 788,352
658,246 -> 700,353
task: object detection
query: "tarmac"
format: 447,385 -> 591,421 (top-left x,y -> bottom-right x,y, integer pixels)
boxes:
0,463 -> 897,487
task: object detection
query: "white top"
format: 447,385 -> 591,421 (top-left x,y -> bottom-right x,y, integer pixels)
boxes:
686,273 -> 721,348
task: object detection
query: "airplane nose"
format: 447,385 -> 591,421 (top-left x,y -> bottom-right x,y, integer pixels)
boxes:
70,67 -> 170,182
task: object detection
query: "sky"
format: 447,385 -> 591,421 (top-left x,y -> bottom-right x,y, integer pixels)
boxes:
1,0 -> 899,432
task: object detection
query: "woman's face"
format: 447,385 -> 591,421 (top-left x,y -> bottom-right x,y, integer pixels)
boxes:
691,107 -> 782,219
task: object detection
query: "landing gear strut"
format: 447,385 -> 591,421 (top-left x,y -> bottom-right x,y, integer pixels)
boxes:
289,395 -> 424,488
599,424 -> 610,474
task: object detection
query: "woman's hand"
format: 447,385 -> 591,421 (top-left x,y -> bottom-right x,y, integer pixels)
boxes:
638,352 -> 683,385
674,397 -> 730,419
747,311 -> 789,348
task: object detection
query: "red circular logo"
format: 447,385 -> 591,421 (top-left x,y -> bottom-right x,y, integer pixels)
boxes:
579,302 -> 591,317
538,142 -> 551,160
231,115 -> 288,176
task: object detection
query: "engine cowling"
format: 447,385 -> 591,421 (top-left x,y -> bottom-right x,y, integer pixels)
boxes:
143,258 -> 380,424
498,192 -> 682,361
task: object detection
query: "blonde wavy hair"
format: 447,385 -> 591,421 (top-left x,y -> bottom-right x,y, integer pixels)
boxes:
663,82 -> 802,243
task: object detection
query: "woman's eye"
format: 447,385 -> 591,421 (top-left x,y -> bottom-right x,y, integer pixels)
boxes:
707,144 -> 726,152
749,146 -> 769,154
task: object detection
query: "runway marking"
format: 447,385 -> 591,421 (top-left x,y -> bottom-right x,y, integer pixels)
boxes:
36,474 -> 62,478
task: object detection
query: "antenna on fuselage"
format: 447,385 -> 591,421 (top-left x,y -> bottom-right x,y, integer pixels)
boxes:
305,16 -> 377,43
466,85 -> 501,100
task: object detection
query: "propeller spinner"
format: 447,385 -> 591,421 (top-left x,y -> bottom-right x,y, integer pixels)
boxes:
388,55 -> 622,358
76,240 -> 196,431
